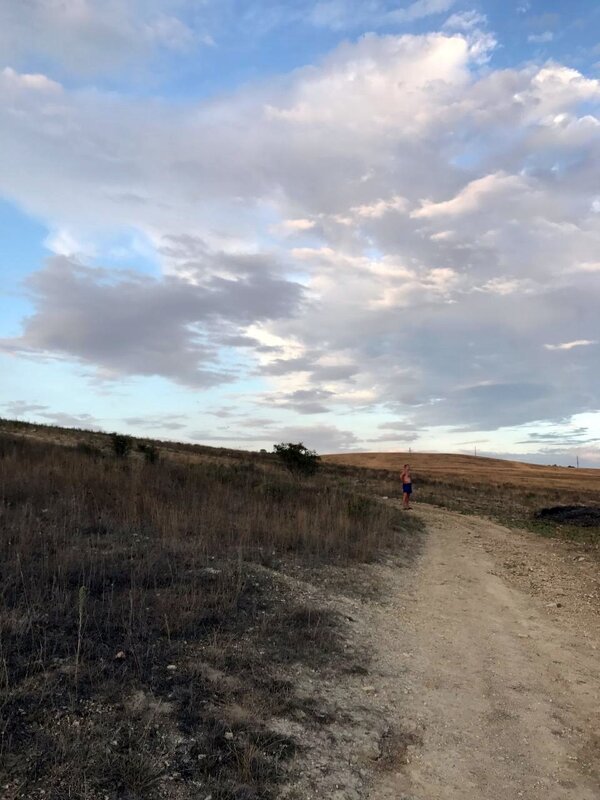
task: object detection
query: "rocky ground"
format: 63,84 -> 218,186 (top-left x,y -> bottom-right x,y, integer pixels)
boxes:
276,502 -> 600,799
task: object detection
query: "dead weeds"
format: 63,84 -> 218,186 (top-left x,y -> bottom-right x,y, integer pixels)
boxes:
0,428 -> 421,799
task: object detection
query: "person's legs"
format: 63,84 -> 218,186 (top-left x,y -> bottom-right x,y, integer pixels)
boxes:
403,490 -> 409,509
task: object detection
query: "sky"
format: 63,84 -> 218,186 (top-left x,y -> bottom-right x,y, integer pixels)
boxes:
1,0 -> 599,464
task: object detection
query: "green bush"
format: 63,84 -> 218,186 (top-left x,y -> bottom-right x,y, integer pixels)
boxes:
273,442 -> 320,477
110,432 -> 132,458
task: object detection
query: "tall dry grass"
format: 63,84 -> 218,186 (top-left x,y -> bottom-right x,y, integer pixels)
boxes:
0,433 -> 414,799
0,434 -> 400,684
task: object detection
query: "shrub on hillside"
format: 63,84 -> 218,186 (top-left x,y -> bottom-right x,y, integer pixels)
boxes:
110,432 -> 132,458
137,442 -> 160,463
273,442 -> 320,477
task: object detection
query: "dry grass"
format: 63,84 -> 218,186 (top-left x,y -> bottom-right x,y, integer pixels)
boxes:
325,452 -> 600,546
325,451 -> 600,492
0,426 -> 420,799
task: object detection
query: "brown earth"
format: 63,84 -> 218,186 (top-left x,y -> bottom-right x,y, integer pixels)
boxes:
288,501 -> 599,799
369,502 -> 600,799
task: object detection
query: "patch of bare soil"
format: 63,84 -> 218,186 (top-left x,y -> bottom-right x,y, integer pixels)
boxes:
481,512 -> 600,624
367,503 -> 600,800
270,545 -> 424,800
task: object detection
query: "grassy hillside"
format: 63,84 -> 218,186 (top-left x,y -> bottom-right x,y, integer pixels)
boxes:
0,422 -> 420,800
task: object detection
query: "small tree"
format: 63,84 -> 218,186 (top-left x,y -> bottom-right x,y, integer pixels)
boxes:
110,432 -> 132,458
273,442 -> 320,477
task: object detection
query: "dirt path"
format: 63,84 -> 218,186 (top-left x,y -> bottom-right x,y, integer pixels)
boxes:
370,504 -> 600,800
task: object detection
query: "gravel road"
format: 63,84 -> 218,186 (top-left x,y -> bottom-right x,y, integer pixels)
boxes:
371,504 -> 600,800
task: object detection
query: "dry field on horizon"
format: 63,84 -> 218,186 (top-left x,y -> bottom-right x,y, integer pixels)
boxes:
324,451 -> 600,545
324,451 -> 600,492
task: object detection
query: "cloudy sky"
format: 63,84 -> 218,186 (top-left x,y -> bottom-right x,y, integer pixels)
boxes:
1,0 -> 599,464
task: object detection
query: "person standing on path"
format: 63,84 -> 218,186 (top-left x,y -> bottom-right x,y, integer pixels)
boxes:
401,463 -> 412,509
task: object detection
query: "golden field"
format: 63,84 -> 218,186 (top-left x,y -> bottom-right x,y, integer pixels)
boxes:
324,451 -> 600,492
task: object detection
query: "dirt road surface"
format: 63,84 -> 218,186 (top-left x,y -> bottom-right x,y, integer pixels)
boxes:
370,504 -> 600,800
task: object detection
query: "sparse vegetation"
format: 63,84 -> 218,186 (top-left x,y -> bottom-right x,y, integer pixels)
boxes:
0,425 -> 420,799
76,440 -> 103,458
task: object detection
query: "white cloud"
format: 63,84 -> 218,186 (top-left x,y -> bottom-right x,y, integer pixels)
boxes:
145,13 -> 196,51
387,0 -> 457,24
272,218 -> 316,236
544,340 -> 597,351
444,10 -> 487,31
351,195 -> 409,218
44,228 -> 95,257
520,66 -> 600,121
528,31 -> 554,44
1,67 -> 62,92
411,173 -> 525,219
476,277 -> 531,295
265,32 -> 482,129
1,31 -> 600,433
578,262 -> 600,272
309,0 -> 457,31
0,0 -> 202,76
